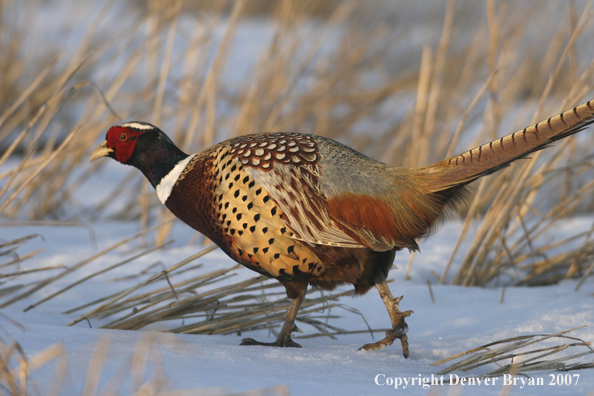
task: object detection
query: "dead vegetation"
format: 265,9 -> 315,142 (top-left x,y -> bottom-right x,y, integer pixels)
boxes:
1,0 -> 594,287
0,324 -> 290,395
1,0 -> 594,392
432,326 -> 594,379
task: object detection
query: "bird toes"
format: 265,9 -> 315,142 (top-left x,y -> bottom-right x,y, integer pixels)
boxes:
359,309 -> 412,358
240,337 -> 302,348
358,337 -> 394,352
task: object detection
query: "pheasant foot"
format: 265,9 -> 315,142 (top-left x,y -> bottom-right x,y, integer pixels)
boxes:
359,281 -> 413,358
240,282 -> 306,348
240,337 -> 301,348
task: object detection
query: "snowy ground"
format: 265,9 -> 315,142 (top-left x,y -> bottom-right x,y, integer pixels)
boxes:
2,1 -> 594,394
2,217 -> 594,395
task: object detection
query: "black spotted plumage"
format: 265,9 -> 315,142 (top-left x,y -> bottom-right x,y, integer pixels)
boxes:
90,101 -> 594,356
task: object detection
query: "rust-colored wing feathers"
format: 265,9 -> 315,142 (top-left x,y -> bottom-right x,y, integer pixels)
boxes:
326,173 -> 463,253
420,100 -> 594,192
206,100 -> 594,261
240,134 -> 461,253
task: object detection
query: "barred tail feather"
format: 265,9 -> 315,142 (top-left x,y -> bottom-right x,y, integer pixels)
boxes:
419,100 -> 594,192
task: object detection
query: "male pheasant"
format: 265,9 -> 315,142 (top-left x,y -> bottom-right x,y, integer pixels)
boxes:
90,100 -> 594,357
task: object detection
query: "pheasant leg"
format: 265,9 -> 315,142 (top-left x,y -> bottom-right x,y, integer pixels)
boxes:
359,281 -> 413,358
241,284 -> 306,348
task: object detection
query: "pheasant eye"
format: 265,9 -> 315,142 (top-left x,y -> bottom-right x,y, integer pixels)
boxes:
119,132 -> 129,142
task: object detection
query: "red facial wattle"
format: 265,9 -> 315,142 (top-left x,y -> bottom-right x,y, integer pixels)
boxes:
106,126 -> 140,164
88,100 -> 594,357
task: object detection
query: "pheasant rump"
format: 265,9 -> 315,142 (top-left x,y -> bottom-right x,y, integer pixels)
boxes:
90,100 -> 594,357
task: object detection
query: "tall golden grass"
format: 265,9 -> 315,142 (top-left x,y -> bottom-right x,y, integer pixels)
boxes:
1,0 -> 594,316
1,0 -> 594,392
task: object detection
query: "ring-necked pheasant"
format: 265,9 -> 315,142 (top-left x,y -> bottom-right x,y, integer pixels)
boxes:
90,100 -> 594,357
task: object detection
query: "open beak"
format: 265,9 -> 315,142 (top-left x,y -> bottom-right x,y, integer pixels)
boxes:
89,140 -> 114,163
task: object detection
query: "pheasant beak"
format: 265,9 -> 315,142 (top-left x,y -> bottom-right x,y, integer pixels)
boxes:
89,140 -> 114,163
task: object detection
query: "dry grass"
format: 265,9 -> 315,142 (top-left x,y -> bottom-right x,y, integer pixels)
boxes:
0,234 -> 377,342
0,327 -> 290,395
55,242 -> 375,340
1,0 -> 594,287
432,326 -> 594,379
1,0 -> 594,389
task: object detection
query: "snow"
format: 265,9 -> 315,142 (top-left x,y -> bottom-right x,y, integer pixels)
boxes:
2,1 -> 594,394
2,219 -> 593,395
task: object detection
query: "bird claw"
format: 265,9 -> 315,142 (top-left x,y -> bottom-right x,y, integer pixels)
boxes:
240,337 -> 302,348
359,336 -> 395,352
358,309 -> 413,358
359,332 -> 409,358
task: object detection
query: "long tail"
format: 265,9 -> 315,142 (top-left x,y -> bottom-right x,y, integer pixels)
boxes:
419,100 -> 594,192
